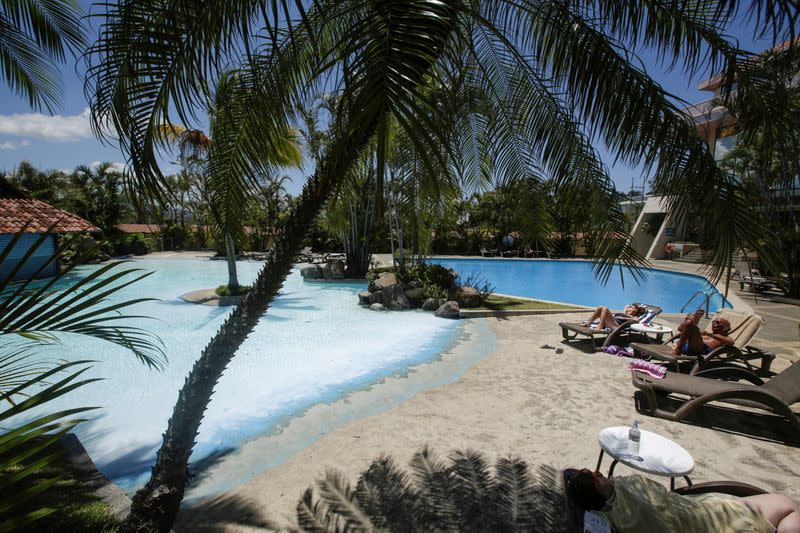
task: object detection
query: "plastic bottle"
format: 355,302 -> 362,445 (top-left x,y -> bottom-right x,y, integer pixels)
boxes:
628,420 -> 641,459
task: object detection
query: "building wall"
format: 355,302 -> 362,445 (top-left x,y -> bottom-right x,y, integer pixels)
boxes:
0,233 -> 58,283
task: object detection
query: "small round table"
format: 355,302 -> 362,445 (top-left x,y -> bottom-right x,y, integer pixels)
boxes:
596,426 -> 694,490
630,323 -> 673,343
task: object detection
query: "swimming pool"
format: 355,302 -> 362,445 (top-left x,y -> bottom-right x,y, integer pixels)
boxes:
430,258 -> 729,313
13,259 -> 464,493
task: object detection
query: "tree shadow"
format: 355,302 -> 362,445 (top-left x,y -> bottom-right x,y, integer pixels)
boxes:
633,390 -> 800,447
187,446 -> 236,486
175,493 -> 285,532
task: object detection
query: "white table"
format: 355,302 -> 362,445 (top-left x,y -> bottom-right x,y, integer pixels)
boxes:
630,322 -> 673,343
596,426 -> 694,490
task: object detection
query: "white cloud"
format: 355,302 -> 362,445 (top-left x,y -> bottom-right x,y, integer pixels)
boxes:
89,160 -> 127,175
0,139 -> 31,150
0,108 -> 93,141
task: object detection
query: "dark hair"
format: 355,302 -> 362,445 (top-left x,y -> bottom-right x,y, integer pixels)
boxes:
567,470 -> 607,511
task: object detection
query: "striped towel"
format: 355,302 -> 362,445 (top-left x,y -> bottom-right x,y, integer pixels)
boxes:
628,358 -> 667,379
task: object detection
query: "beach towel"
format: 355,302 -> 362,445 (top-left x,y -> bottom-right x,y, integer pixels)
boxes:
628,358 -> 667,379
602,345 -> 635,358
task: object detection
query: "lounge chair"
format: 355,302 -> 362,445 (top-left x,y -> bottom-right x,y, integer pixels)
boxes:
631,361 -> 800,440
731,260 -> 775,292
563,468 -> 767,533
480,247 -> 497,257
630,308 -> 774,374
559,303 -> 662,351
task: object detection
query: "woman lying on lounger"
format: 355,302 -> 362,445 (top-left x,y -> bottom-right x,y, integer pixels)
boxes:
671,308 -> 733,356
568,469 -> 800,533
581,304 -> 646,332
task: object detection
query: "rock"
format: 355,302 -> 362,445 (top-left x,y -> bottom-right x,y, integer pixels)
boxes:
382,284 -> 410,310
434,301 -> 460,319
369,291 -> 384,304
301,265 -> 323,279
421,298 -> 437,311
437,298 -> 447,308
404,287 -> 425,306
323,260 -> 346,279
369,271 -> 398,292
358,291 -> 371,305
405,279 -> 422,289
369,303 -> 385,311
450,285 -> 482,308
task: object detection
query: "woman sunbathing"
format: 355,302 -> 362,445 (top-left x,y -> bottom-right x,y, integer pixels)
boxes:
568,469 -> 800,533
581,304 -> 646,332
671,308 -> 733,356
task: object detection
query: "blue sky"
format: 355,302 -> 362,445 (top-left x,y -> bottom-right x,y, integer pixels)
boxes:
0,5 -> 776,196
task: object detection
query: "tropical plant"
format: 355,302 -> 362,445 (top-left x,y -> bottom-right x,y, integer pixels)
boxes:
86,1 -> 798,530
297,447 -> 562,532
717,43 -> 800,296
0,229 -> 164,529
0,0 -> 84,111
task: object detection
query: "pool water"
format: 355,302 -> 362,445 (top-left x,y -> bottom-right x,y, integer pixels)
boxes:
431,258 -> 729,313
13,259 -> 463,492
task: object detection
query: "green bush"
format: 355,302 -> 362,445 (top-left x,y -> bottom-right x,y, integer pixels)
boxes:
214,284 -> 252,296
112,233 -> 151,256
160,224 -> 190,250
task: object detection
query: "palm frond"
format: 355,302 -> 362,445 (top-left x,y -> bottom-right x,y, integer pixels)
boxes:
314,469 -> 376,532
492,456 -> 537,531
0,0 -> 85,110
355,454 -> 417,532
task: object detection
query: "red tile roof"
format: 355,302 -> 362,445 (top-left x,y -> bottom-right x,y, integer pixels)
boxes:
117,223 -> 162,234
0,199 -> 98,233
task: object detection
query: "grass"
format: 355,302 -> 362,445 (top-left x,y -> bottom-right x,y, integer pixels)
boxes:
1,458 -> 118,532
474,294 -> 581,311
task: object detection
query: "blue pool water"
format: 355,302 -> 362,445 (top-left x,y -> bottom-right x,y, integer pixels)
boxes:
431,258 -> 729,313
13,259 -> 463,492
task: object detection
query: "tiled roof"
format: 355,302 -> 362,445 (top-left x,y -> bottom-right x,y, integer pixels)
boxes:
0,199 -> 98,233
117,223 -> 162,234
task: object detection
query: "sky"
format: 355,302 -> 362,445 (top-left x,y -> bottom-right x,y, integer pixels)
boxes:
0,4 -> 780,197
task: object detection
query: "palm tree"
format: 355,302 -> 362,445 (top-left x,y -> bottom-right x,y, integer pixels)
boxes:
297,447 -> 562,532
86,1 -> 798,530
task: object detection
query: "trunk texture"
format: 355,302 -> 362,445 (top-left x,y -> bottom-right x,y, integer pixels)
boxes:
224,233 -> 239,289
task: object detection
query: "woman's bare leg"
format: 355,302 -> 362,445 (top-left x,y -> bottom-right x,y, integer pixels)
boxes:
741,494 -> 800,533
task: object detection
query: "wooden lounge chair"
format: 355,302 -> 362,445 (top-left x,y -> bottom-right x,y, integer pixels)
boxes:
631,361 -> 800,440
563,468 -> 767,533
630,309 -> 774,375
559,303 -> 662,351
479,247 -> 497,257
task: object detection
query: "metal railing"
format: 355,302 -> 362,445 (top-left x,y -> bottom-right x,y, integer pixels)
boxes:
681,289 -> 726,318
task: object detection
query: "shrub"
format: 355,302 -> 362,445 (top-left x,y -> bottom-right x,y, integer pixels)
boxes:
112,233 -> 151,256
214,284 -> 252,296
160,224 -> 190,250
459,271 -> 495,304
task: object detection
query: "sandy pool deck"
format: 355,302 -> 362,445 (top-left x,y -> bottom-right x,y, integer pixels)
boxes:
176,313 -> 800,532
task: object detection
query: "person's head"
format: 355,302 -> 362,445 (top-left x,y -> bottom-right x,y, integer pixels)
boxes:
624,304 -> 645,317
711,317 -> 731,335
566,469 -> 612,511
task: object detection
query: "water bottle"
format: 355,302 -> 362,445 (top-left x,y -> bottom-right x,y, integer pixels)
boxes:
628,420 -> 641,459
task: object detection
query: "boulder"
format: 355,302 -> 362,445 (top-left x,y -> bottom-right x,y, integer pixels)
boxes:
369,271 -> 398,292
404,287 -> 425,306
358,291 -> 371,305
368,291 -> 384,305
382,284 -> 410,310
450,285 -> 482,308
323,260 -> 346,279
434,301 -> 460,319
437,298 -> 448,308
301,265 -> 323,279
369,303 -> 385,311
421,298 -> 438,311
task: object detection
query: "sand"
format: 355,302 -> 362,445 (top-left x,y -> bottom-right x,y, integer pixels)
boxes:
176,313 -> 800,532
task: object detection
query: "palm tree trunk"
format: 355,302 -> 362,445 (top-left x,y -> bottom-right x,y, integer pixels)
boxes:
224,233 -> 239,289
119,118 -> 379,533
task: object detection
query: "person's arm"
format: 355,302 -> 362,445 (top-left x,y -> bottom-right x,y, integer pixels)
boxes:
701,331 -> 733,346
